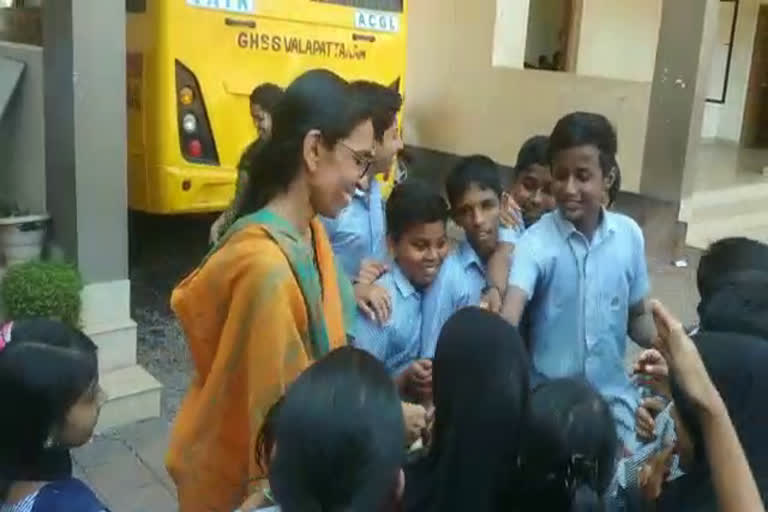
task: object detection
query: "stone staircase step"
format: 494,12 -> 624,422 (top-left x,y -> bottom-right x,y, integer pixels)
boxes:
96,365 -> 162,433
86,319 -> 138,374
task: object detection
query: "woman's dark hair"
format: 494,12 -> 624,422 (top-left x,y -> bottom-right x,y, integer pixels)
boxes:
386,179 -> 448,242
239,69 -> 371,216
268,347 -> 404,512
518,378 -> 617,512
0,319 -> 98,501
407,308 -> 529,512
249,83 -> 284,113
549,112 -> 618,177
255,396 -> 283,472
513,135 -> 550,181
349,80 -> 403,142
696,237 -> 768,306
445,155 -> 503,208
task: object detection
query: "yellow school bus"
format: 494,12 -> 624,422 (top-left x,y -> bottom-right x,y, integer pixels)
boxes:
126,0 -> 407,214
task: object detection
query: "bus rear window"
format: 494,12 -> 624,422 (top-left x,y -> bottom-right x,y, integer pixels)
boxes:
311,0 -> 402,13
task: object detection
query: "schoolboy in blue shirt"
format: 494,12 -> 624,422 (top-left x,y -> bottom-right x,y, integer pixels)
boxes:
502,112 -> 656,452
354,180 -> 449,403
419,156 -> 519,355
322,81 -> 403,277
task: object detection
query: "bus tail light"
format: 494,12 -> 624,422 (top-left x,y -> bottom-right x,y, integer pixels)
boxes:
175,60 -> 219,165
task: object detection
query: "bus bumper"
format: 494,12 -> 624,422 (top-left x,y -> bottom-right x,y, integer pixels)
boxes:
129,164 -> 239,215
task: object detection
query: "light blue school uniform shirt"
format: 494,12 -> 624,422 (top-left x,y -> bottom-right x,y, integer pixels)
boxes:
353,264 -> 424,376
420,225 -> 523,357
321,179 -> 387,279
508,209 -> 650,448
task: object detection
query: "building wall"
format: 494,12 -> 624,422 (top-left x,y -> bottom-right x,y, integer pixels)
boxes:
404,0 -> 662,193
701,0 -> 768,141
0,42 -> 45,213
576,0 -> 662,82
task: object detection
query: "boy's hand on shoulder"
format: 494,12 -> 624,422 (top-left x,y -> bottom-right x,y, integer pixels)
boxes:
407,359 -> 433,400
480,286 -> 503,313
500,192 -> 523,229
354,283 -> 392,324
356,259 -> 389,286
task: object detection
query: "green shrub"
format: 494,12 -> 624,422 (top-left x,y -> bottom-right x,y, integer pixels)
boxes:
1,261 -> 83,327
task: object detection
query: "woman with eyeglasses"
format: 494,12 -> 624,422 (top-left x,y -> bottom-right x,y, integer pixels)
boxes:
165,69 -> 376,512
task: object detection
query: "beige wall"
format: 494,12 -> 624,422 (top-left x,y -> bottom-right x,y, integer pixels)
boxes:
577,0 -> 662,82
404,0 -> 655,193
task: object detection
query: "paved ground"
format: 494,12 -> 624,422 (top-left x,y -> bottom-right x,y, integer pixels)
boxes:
76,207 -> 703,511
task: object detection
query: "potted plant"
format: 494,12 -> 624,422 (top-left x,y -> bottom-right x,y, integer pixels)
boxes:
0,197 -> 50,266
0,261 -> 82,328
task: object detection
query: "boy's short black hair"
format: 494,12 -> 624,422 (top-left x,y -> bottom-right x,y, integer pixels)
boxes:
250,83 -> 284,113
445,155 -> 503,208
697,237 -> 768,302
549,112 -> 617,176
349,80 -> 403,142
386,179 -> 448,241
512,135 -> 550,181
606,163 -> 622,208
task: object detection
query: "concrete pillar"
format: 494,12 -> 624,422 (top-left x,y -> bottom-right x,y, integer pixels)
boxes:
640,0 -> 719,208
41,0 -> 160,430
42,0 -> 128,283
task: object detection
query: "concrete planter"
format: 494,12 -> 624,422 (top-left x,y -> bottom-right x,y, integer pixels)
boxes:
0,214 -> 49,266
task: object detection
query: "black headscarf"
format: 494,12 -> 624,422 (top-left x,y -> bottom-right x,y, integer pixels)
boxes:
404,307 -> 529,512
658,331 -> 768,511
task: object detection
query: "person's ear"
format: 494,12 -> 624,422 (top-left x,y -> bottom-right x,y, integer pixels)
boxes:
604,166 -> 617,190
302,129 -> 324,174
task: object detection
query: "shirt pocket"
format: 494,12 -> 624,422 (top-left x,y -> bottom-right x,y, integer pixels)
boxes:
602,271 -> 630,333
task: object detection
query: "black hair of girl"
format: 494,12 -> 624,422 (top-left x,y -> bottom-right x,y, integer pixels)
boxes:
268,346 -> 404,512
549,112 -> 618,177
405,307 -> 529,512
0,318 -> 98,501
518,378 -> 617,512
249,83 -> 284,114
238,69 -> 371,217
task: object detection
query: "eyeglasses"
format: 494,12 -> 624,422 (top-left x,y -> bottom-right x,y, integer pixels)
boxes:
338,141 -> 375,178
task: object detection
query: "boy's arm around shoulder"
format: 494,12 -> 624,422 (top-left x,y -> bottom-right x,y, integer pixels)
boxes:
500,231 -> 540,326
625,216 -> 656,348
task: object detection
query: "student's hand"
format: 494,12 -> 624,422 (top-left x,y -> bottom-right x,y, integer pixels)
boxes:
406,359 -> 433,400
402,402 -> 428,445
650,300 -> 723,415
500,192 -> 523,229
479,286 -> 503,313
357,259 -> 389,286
633,348 -> 671,399
354,283 -> 392,324
636,396 -> 666,441
638,443 -> 675,502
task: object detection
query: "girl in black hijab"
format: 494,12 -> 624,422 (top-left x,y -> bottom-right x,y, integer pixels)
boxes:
403,307 -> 529,512
657,330 -> 768,511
